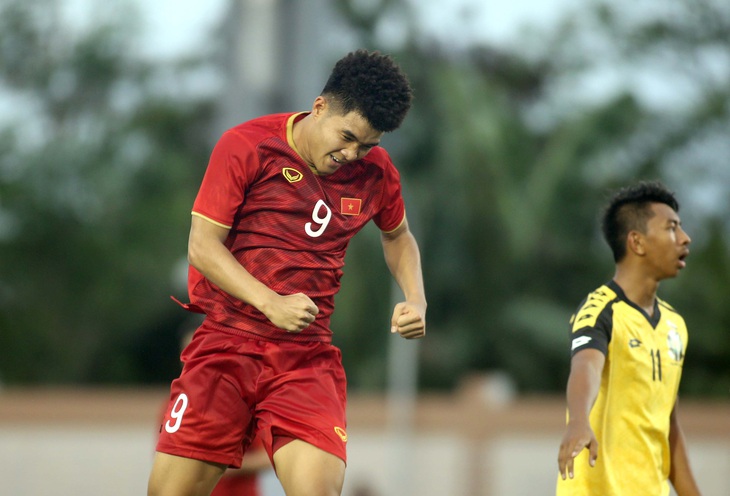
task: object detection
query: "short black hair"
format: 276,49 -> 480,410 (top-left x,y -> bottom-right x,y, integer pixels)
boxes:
321,49 -> 413,133
601,180 -> 680,263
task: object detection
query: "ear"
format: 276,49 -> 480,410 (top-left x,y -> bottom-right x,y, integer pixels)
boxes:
627,230 -> 645,256
311,96 -> 328,118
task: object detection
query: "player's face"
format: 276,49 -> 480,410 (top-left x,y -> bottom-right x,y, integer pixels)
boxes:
309,97 -> 383,175
641,202 -> 691,279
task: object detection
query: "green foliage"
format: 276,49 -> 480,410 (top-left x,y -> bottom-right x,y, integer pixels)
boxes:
331,0 -> 730,396
0,0 -> 215,384
1,0 -> 729,398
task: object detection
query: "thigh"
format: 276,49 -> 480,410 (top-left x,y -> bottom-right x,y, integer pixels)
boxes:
157,329 -> 262,467
148,452 -> 225,496
256,342 -> 348,464
273,439 -> 345,496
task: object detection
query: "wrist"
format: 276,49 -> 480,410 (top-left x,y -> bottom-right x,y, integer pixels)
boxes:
251,287 -> 279,316
567,415 -> 591,428
406,298 -> 427,312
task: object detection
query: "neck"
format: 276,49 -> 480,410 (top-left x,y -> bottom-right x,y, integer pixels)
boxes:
291,113 -> 314,167
613,265 -> 659,316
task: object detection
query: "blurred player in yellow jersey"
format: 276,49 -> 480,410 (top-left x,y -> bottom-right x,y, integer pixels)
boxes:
557,181 -> 702,496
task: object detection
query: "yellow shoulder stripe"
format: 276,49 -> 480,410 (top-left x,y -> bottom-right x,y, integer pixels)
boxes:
191,211 -> 232,229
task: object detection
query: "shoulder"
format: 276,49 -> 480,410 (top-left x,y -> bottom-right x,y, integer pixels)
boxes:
364,146 -> 391,162
570,284 -> 619,331
209,114 -> 293,167
657,297 -> 681,315
362,147 -> 396,169
358,147 -> 401,186
658,297 -> 687,329
221,113 -> 292,145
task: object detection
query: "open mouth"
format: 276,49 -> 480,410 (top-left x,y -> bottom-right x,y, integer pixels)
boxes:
330,154 -> 343,165
678,252 -> 689,268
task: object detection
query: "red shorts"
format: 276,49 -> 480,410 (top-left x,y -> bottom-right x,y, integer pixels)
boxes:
155,324 -> 348,468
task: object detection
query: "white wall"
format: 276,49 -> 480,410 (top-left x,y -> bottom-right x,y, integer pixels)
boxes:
1,424 -> 727,495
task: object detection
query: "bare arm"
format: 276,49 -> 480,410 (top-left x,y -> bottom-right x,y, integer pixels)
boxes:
380,216 -> 426,339
188,215 -> 318,332
669,400 -> 702,496
558,348 -> 605,480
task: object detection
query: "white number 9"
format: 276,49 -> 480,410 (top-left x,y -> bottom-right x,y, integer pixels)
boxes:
305,199 -> 332,238
164,393 -> 188,433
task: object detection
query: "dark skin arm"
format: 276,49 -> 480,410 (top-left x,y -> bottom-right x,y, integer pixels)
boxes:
669,400 -> 702,495
557,348 -> 604,480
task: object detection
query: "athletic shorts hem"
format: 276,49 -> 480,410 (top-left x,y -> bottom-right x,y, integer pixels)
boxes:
271,430 -> 347,465
155,443 -> 241,468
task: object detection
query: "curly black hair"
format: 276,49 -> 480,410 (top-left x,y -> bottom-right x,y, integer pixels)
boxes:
601,180 -> 680,263
321,49 -> 413,133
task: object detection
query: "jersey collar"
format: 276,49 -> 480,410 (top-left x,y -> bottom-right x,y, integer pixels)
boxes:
286,112 -> 320,175
607,279 -> 661,328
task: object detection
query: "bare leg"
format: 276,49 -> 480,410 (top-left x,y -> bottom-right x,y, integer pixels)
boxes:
147,452 -> 226,496
273,439 -> 346,496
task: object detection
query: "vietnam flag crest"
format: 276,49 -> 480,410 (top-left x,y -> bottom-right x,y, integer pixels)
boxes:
341,197 -> 362,216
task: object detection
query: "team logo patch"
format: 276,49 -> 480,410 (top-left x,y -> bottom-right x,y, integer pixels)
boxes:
334,426 -> 348,442
667,329 -> 684,362
282,167 -> 303,183
341,197 -> 362,216
629,338 -> 642,348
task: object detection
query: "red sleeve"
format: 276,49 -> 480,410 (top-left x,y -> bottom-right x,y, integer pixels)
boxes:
192,130 -> 259,227
373,155 -> 406,233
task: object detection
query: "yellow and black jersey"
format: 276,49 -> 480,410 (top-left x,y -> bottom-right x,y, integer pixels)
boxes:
557,280 -> 688,496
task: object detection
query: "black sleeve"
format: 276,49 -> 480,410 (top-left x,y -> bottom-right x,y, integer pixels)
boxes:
568,303 -> 613,357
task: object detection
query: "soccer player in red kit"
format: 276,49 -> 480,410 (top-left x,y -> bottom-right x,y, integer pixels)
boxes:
148,50 -> 426,496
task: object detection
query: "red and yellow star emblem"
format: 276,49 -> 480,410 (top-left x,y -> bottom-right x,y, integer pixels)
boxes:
341,197 -> 362,216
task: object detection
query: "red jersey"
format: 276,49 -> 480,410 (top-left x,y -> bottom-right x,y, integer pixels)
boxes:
186,112 -> 405,343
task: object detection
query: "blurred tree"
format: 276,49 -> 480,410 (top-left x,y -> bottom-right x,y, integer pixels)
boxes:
330,0 -> 730,396
0,0 -> 216,383
393,49 -> 646,392
534,0 -> 730,396
1,0 -> 728,398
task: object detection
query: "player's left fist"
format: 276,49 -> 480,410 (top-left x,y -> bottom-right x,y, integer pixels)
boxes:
390,302 -> 426,339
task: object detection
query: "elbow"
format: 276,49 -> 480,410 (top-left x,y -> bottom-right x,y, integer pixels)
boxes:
187,246 -> 199,270
187,235 -> 207,272
187,216 -> 230,274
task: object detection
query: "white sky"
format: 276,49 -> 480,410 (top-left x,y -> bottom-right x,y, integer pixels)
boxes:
126,0 -> 580,58
413,0 -> 580,46
129,0 -> 228,58
0,0 -> 579,130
